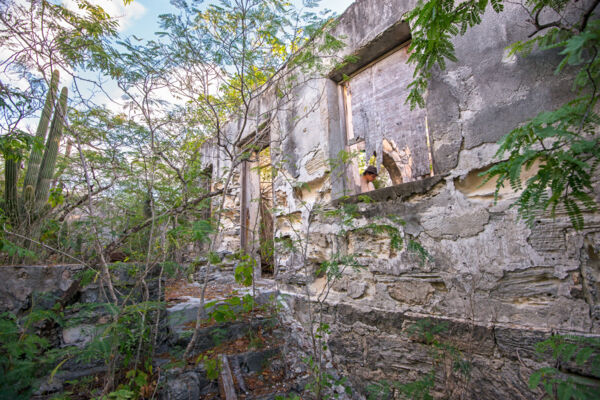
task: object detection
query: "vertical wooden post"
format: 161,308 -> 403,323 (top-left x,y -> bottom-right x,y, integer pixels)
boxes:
240,160 -> 248,252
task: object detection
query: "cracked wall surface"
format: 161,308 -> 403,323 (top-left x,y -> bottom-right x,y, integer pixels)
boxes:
203,0 -> 600,397
344,46 -> 430,182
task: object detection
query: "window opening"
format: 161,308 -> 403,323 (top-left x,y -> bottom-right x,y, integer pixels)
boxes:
376,160 -> 394,189
340,43 -> 435,195
200,165 -> 213,217
199,165 -> 213,253
241,160 -> 250,252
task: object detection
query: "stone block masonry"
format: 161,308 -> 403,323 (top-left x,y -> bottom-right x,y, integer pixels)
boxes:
200,0 -> 600,397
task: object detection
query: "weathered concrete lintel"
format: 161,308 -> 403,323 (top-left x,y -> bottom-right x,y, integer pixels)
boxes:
329,20 -> 411,83
332,175 -> 445,206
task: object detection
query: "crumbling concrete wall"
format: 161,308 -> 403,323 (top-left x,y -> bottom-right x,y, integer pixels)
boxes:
201,132 -> 242,253
206,0 -> 600,397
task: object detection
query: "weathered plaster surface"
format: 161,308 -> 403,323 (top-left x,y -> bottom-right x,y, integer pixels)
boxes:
202,0 -> 600,397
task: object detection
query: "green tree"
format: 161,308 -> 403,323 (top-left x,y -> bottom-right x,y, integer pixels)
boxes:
0,0 -> 126,261
0,0 -> 122,125
0,0 -> 228,396
406,0 -> 599,230
130,0 -> 344,358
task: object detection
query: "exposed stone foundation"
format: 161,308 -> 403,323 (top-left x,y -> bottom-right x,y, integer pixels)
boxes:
201,0 -> 600,397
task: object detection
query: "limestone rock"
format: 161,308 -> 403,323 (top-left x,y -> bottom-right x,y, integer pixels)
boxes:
62,324 -> 98,347
159,370 -> 204,400
387,281 -> 435,305
420,206 -> 490,240
348,281 -> 367,299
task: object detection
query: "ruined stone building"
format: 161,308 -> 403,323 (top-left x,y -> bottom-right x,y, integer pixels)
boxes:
1,0 -> 598,398
199,0 -> 600,397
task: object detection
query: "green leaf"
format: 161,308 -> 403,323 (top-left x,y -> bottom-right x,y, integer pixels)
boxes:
575,347 -> 593,365
557,381 -> 573,400
49,358 -> 70,383
529,367 -> 555,389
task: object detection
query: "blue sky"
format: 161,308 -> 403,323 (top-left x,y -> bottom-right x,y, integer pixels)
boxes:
100,0 -> 356,108
119,0 -> 356,40
15,0 -> 357,132
19,0 -> 356,130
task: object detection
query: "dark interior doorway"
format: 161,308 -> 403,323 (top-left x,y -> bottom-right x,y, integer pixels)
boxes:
257,146 -> 274,276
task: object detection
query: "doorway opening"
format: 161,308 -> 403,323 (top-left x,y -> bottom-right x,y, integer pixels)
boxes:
240,135 -> 274,278
257,146 -> 274,276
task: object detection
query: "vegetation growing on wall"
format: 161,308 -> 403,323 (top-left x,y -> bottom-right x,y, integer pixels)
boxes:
0,0 -> 342,397
1,0 -> 599,398
529,334 -> 600,399
406,0 -> 600,230
366,320 -> 472,400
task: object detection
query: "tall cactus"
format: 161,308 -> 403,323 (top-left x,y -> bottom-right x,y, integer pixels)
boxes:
4,156 -> 19,224
22,70 -> 59,202
2,71 -> 68,235
35,87 -> 68,209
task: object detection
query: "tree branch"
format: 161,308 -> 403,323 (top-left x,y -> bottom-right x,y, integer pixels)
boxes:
581,0 -> 600,32
103,189 -> 223,256
57,182 -> 114,222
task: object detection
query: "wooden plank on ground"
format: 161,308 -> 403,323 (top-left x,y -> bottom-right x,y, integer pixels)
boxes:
218,354 -> 238,400
231,356 -> 248,394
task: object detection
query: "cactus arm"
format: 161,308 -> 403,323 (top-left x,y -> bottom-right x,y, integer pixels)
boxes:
4,157 -> 20,224
35,86 -> 68,209
22,70 -> 59,199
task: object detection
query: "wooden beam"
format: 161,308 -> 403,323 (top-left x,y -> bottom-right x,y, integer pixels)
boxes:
218,354 -> 238,400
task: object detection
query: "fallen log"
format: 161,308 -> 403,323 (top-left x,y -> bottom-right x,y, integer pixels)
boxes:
231,356 -> 248,394
218,354 -> 238,400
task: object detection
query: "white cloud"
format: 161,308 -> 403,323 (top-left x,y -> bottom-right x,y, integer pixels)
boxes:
62,0 -> 146,32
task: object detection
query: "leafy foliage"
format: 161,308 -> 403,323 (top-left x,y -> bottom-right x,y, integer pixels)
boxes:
203,355 -> 221,381
367,372 -> 435,400
204,293 -> 255,324
407,0 -> 599,229
367,319 -> 471,400
529,335 -> 600,400
304,354 -> 353,399
0,310 -> 66,400
76,300 -> 162,367
483,16 -> 600,230
482,97 -> 599,229
0,0 -> 121,124
233,251 -> 256,286
405,0 -> 502,109
274,394 -> 302,400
